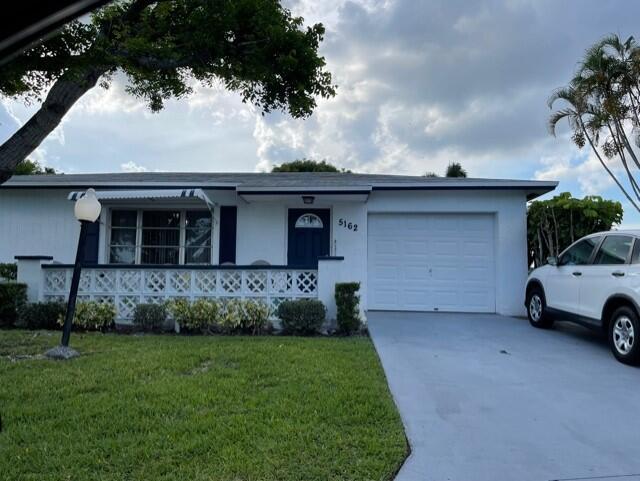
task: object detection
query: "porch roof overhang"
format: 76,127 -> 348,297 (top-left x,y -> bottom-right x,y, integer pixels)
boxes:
67,188 -> 217,210
236,186 -> 372,203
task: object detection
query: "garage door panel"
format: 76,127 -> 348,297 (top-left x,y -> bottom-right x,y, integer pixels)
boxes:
372,263 -> 400,280
406,216 -> 430,231
368,213 -> 495,313
432,240 -> 459,255
371,288 -> 400,308
402,289 -> 431,309
463,267 -> 492,281
373,239 -> 399,255
403,240 -> 429,255
404,264 -> 430,281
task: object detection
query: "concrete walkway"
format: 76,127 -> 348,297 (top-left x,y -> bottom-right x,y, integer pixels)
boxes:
368,311 -> 640,481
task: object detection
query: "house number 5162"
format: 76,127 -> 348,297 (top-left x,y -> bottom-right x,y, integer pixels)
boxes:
338,218 -> 358,231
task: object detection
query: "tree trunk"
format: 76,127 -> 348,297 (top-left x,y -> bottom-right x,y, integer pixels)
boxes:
0,67 -> 106,184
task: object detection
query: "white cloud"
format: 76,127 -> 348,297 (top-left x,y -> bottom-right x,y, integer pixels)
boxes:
535,151 -> 615,196
72,80 -> 146,117
120,161 -> 148,173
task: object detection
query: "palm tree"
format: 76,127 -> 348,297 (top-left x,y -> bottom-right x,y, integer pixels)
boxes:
445,162 -> 467,177
549,34 -> 640,213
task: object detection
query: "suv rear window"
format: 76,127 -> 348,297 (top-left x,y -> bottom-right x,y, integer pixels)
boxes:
594,236 -> 633,265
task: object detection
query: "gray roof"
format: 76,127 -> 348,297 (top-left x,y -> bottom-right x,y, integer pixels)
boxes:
2,172 -> 557,197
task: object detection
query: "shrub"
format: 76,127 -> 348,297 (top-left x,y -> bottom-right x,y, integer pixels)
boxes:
241,299 -> 271,334
277,299 -> 326,335
0,282 -> 28,327
57,301 -> 116,332
335,282 -> 362,335
219,299 -> 271,334
218,299 -> 243,333
17,301 -> 66,330
166,298 -> 219,333
0,263 -> 17,281
133,303 -> 168,332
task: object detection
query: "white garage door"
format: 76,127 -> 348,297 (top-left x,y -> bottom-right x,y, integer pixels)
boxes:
367,213 -> 496,312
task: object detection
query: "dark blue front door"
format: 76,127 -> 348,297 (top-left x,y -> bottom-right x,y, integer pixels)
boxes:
287,209 -> 330,268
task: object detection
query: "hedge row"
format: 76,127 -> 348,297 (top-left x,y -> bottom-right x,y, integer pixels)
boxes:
0,283 -> 27,327
1,282 -> 363,336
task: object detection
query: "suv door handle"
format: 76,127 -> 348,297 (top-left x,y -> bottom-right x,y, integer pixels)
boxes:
572,271 -> 582,276
612,271 -> 625,277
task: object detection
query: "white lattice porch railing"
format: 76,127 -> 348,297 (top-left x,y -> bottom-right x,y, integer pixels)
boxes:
42,266 -> 318,322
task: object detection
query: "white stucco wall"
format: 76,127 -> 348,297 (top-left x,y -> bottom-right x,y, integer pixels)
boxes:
236,202 -> 287,265
0,189 -> 80,263
366,190 -> 528,316
331,202 -> 368,312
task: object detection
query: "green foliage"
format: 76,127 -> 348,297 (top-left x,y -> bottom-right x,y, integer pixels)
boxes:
166,298 -> 270,335
277,299 -> 326,335
445,162 -> 467,178
218,299 -> 242,332
240,299 -> 271,334
0,331 -> 408,481
17,302 -> 65,330
1,0 -> 336,118
166,298 -> 220,333
57,301 -> 116,331
0,283 -> 27,327
13,159 -> 56,175
424,172 -> 439,178
0,263 -> 17,281
528,192 -> 623,267
133,303 -> 168,332
271,159 -> 348,172
219,298 -> 271,334
335,282 -> 361,335
548,34 -> 640,212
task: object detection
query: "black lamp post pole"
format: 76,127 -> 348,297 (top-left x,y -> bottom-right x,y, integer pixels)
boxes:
61,220 -> 89,347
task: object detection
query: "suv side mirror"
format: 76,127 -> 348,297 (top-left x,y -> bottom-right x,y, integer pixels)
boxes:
547,256 -> 558,266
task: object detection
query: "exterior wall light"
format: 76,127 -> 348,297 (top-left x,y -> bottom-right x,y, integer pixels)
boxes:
302,195 -> 315,205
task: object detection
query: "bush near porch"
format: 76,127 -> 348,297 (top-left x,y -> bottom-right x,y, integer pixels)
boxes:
0,330 -> 408,481
0,282 -> 27,327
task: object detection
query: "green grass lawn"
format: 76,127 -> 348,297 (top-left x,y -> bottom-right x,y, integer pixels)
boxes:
0,330 -> 407,481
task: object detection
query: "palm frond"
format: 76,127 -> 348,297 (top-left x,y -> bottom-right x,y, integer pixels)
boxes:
548,108 -> 575,136
547,86 -> 578,109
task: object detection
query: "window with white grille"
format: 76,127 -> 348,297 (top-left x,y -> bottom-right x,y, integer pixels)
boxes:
108,209 -> 212,265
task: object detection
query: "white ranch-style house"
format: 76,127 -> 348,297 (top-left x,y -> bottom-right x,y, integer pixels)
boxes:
0,172 -> 556,323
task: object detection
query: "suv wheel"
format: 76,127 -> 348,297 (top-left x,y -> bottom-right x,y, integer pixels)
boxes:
526,287 -> 554,329
608,306 -> 640,365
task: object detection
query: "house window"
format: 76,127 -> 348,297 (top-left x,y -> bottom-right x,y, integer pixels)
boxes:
141,210 -> 181,264
109,210 -> 137,264
295,213 -> 323,228
185,211 -> 212,264
108,209 -> 212,265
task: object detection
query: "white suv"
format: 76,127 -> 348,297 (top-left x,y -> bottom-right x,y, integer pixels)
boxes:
525,231 -> 640,365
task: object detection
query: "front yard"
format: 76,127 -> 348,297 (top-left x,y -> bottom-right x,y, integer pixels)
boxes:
0,330 -> 407,481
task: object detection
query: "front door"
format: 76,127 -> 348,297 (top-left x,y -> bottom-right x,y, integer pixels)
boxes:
287,209 -> 330,268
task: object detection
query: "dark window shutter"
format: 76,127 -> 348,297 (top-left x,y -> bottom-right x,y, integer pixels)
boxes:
219,206 -> 237,264
83,220 -> 100,264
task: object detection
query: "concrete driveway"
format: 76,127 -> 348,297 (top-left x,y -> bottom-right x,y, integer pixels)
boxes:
368,312 -> 640,481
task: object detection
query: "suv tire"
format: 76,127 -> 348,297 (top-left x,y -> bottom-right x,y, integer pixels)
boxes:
608,306 -> 640,366
526,287 -> 554,329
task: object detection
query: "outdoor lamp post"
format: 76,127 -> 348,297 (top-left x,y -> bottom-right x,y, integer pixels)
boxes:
48,189 -> 101,358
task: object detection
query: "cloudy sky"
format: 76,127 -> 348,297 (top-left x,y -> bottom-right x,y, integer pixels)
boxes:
2,0 -> 640,224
